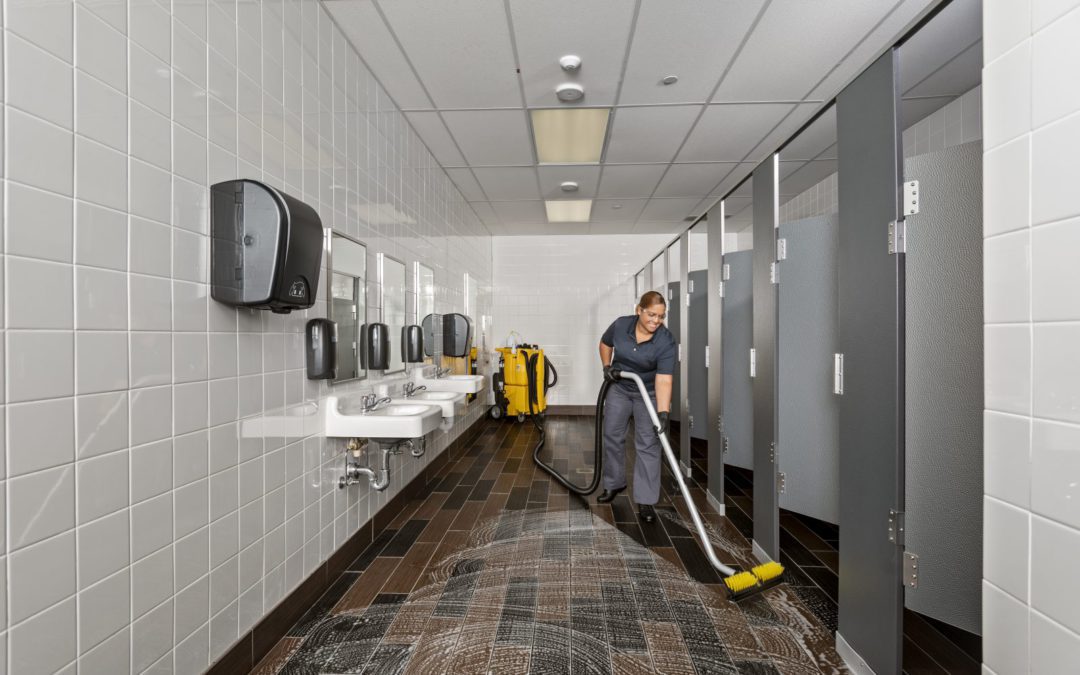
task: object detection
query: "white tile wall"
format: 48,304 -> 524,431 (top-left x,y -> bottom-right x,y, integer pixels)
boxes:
492,235 -> 670,406
982,1 -> 1080,671
0,1 -> 493,673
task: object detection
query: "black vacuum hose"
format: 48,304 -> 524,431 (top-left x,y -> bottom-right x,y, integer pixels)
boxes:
529,351 -> 609,496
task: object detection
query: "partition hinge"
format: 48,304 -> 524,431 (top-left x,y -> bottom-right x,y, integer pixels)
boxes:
903,180 -> 920,216
722,263 -> 731,281
903,551 -> 919,589
770,262 -> 778,284
678,343 -> 682,363
888,509 -> 905,545
686,292 -> 691,308
718,281 -> 725,298
722,435 -> 730,454
833,353 -> 844,395
688,279 -> 695,293
749,348 -> 756,378
776,238 -> 787,261
888,219 -> 906,254
768,441 -> 775,463
688,415 -> 694,429
667,287 -> 672,301
705,345 -> 710,368
777,471 -> 786,494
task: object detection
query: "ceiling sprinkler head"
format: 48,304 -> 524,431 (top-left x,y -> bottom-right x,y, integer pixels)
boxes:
559,55 -> 582,72
662,75 -> 679,85
555,82 -> 585,102
560,181 -> 579,192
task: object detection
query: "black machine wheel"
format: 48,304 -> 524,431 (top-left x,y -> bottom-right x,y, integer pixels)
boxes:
489,406 -> 503,420
516,413 -> 527,424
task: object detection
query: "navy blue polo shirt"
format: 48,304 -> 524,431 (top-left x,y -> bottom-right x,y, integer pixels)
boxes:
601,315 -> 677,394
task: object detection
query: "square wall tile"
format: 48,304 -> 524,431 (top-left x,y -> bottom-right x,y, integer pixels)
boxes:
132,598 -> 173,673
76,331 -> 128,394
75,136 -> 128,212
131,439 -> 174,504
984,497 -> 1030,601
79,625 -> 130,674
7,397 -> 75,476
130,385 -> 172,446
983,580 -> 1030,675
1030,610 -> 1080,674
76,267 -> 128,330
130,275 -> 173,331
985,324 -> 1032,415
983,41 -> 1032,150
1032,217 -> 1080,321
7,331 -> 74,402
7,257 -> 73,329
1032,515 -> 1080,634
6,182 -> 74,263
77,509 -> 130,588
77,450 -> 129,524
1032,6 -> 1080,127
8,108 -> 75,196
130,216 -> 173,277
7,0 -> 75,63
75,202 -> 128,271
130,332 -> 172,388
984,230 -> 1030,323
985,0 -> 1031,64
76,69 -> 128,152
78,568 -> 130,652
1032,112 -> 1080,226
76,5 -> 127,93
1032,419 -> 1080,529
8,464 -> 75,550
1033,323 -> 1080,424
9,530 -> 76,624
7,33 -> 73,129
9,596 -> 76,675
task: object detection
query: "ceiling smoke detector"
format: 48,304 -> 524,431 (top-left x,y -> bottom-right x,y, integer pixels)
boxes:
555,83 -> 585,102
560,181 -> 579,192
662,74 -> 679,85
559,55 -> 582,72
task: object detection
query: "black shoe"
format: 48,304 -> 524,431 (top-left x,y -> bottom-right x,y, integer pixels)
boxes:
596,487 -> 625,503
638,504 -> 656,523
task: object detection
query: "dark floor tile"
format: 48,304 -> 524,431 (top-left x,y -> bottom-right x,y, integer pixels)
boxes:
801,565 -> 839,602
442,484 -> 473,510
638,517 -> 673,548
348,529 -> 398,571
733,660 -> 782,675
903,610 -> 981,674
610,495 -> 637,524
380,519 -> 429,557
616,522 -> 646,547
505,486 -> 530,510
287,572 -> 359,637
671,536 -> 723,584
434,472 -> 462,493
502,457 -> 521,474
469,479 -> 495,501
903,635 -> 950,674
918,612 -> 982,664
791,585 -> 838,633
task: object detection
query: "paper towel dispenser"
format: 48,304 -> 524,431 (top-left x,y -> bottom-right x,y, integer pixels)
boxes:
402,325 -> 423,363
442,313 -> 472,358
210,179 -> 323,314
365,323 -> 390,371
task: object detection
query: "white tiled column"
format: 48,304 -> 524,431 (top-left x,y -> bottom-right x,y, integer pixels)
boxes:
983,1 -> 1080,672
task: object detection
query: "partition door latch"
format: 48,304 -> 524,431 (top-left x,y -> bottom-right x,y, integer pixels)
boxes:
688,415 -> 694,429
749,348 -> 757,378
776,238 -> 787,261
686,292 -> 691,308
888,509 -> 905,545
833,353 -> 844,395
718,281 -> 725,298
770,262 -> 778,284
678,343 -> 682,363
705,345 -> 710,368
888,219 -> 907,254
722,263 -> 731,281
688,279 -> 694,294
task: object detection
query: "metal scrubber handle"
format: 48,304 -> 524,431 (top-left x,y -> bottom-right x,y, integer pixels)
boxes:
617,370 -> 737,577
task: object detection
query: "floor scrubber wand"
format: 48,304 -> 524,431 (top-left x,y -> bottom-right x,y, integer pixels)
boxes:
529,364 -> 785,600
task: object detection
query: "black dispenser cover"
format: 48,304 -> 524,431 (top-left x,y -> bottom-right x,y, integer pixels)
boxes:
421,314 -> 436,356
305,318 -> 336,379
365,323 -> 390,370
210,179 -> 322,313
442,313 -> 472,357
403,325 -> 423,363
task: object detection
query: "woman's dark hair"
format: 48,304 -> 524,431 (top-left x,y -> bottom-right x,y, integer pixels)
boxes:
638,290 -> 666,309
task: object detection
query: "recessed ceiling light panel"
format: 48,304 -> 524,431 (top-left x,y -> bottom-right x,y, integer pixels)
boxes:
545,199 -> 593,223
531,108 -> 610,164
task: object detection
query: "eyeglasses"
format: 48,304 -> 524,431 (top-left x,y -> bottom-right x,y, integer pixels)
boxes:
642,308 -> 666,322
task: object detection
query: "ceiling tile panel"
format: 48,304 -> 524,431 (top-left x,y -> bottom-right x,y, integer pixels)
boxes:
404,111 -> 467,166
710,162 -> 756,197
473,167 -> 540,200
638,197 -> 701,222
491,200 -> 547,224
653,163 -> 738,198
596,164 -> 668,198
677,103 -> 794,162
604,106 -> 701,163
621,0 -> 765,105
470,201 -> 501,227
445,167 -> 486,201
590,199 -> 648,223
509,0 -> 635,107
537,165 -> 601,199
441,110 -> 534,165
588,221 -> 640,235
713,0 -> 897,102
325,0 -> 433,109
376,0 -> 521,108
633,220 -> 689,234
745,103 -> 820,163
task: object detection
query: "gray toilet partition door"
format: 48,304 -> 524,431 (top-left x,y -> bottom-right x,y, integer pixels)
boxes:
721,250 -> 753,472
706,203 -> 726,506
687,270 -> 709,442
752,156 -> 780,563
777,214 -> 840,526
835,50 -> 905,675
903,141 -> 983,635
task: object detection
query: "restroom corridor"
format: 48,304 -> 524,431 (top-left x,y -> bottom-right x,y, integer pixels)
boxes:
243,417 -> 975,675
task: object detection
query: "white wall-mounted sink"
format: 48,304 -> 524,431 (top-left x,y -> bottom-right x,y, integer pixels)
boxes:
414,373 -> 486,394
390,391 -> 465,418
324,396 -> 442,440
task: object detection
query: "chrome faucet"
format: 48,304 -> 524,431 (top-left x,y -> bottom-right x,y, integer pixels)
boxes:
434,366 -> 451,379
403,382 -> 426,398
358,394 -> 392,413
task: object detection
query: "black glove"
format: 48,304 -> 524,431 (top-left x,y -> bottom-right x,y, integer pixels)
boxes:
603,365 -> 620,383
656,411 -> 670,438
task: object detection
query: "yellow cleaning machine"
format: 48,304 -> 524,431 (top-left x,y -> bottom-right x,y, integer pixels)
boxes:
490,344 -> 558,422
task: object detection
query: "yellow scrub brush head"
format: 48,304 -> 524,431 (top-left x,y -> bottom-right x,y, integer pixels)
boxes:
723,561 -> 786,601
751,561 -> 785,584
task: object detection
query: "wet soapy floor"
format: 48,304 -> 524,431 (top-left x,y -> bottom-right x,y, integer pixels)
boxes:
249,417 -> 848,674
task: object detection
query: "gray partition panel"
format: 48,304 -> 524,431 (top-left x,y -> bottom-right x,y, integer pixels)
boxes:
778,214 -> 840,525
707,204 -> 726,503
679,231 -> 692,473
836,50 -> 904,675
904,141 -> 983,634
667,281 -> 680,423
752,157 -> 779,561
688,270 -> 709,441
722,251 -> 753,471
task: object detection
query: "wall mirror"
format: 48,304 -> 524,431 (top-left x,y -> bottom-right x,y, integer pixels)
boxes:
416,262 -> 436,364
327,232 -> 367,384
380,253 -> 407,374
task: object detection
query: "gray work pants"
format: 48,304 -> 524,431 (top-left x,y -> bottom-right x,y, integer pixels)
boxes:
601,384 -> 662,505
